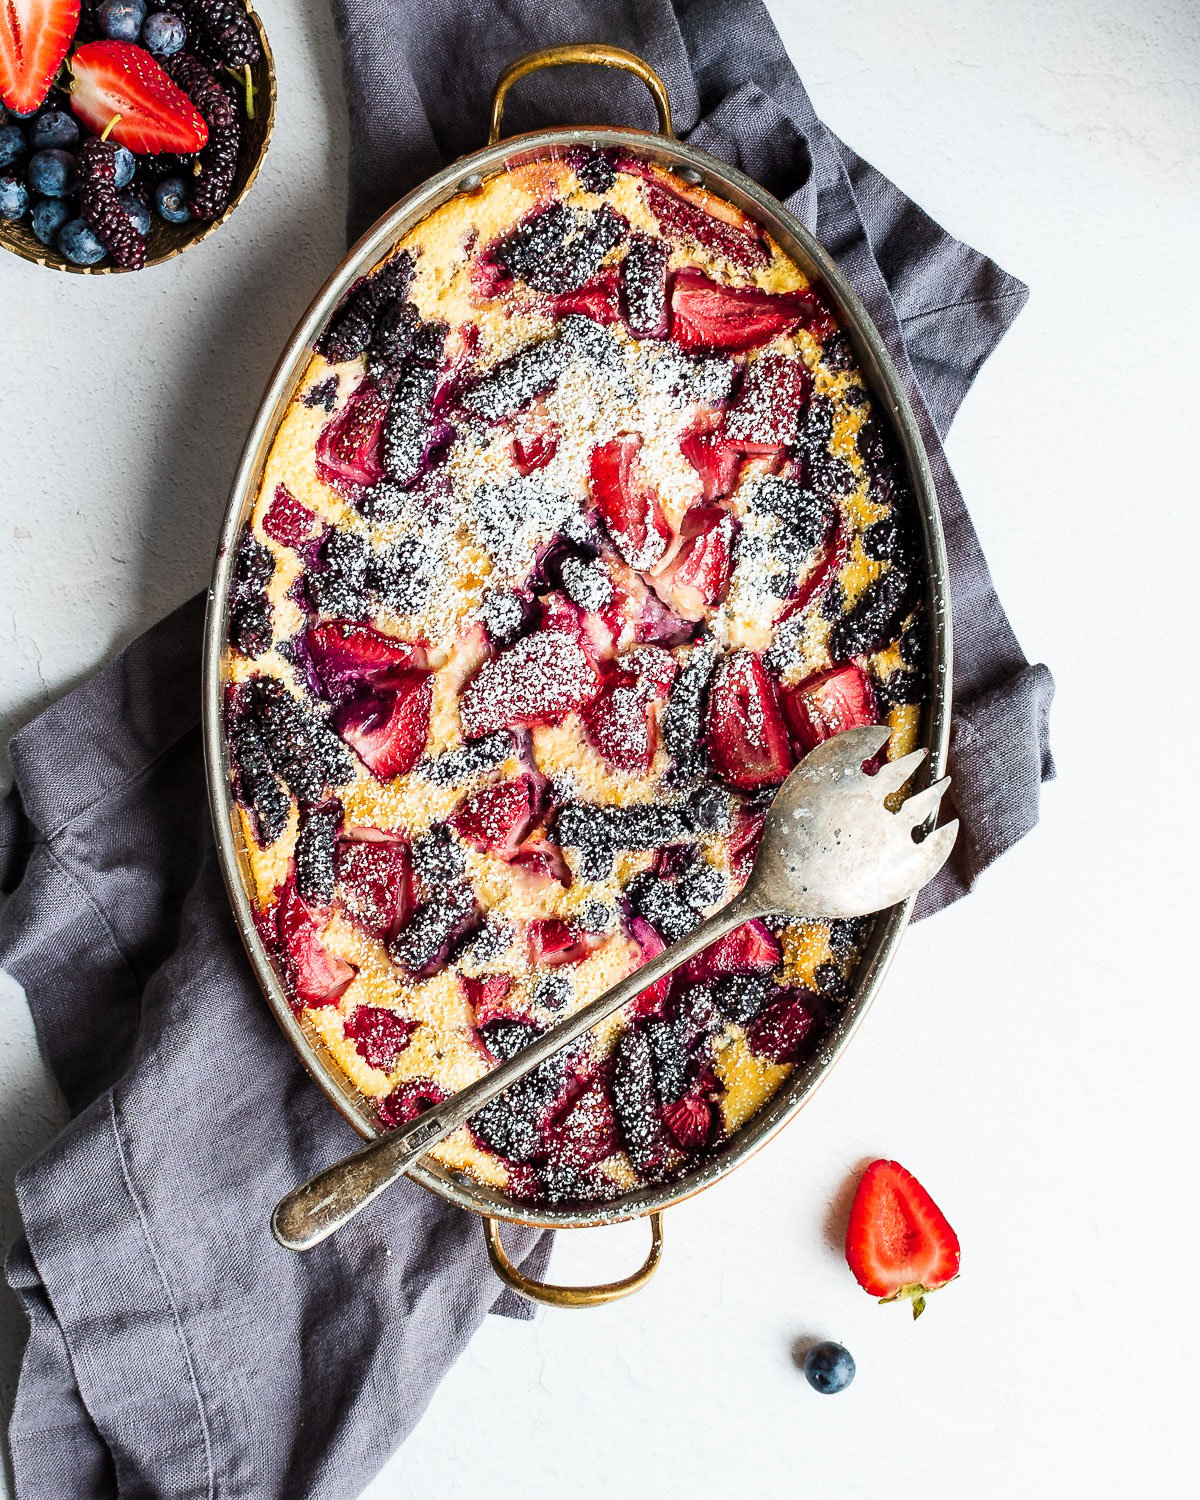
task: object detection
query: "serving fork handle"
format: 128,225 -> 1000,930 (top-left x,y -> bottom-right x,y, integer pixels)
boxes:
271,892 -> 760,1251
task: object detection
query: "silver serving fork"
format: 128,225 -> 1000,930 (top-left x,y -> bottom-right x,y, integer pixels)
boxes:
273,725 -> 956,1250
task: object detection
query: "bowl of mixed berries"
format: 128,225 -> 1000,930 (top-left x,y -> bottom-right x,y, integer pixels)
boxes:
0,0 -> 273,272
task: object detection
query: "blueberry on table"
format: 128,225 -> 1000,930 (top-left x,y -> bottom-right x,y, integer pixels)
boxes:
143,10 -> 187,55
153,175 -> 190,223
31,196 -> 70,246
803,1341 -> 856,1395
27,148 -> 77,198
0,174 -> 29,221
57,217 -> 107,265
0,123 -> 26,170
118,191 -> 151,236
97,0 -> 147,41
112,145 -> 135,189
29,110 -> 79,151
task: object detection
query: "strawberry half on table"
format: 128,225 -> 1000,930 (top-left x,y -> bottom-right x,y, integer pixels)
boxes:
0,0 -> 80,115
845,1158 -> 961,1319
70,40 -> 208,155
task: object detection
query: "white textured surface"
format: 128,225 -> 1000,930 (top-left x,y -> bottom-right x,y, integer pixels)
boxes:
2,1 -> 1198,1495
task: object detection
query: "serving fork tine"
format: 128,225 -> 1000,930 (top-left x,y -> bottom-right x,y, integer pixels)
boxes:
272,728 -> 957,1251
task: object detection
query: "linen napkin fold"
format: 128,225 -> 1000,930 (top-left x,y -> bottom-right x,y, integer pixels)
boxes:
2,1 -> 1053,1495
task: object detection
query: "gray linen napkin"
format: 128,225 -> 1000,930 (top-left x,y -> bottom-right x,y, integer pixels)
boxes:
2,1 -> 1053,1495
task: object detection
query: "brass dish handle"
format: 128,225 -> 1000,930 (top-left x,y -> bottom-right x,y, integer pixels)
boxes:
488,44 -> 674,145
484,1212 -> 664,1308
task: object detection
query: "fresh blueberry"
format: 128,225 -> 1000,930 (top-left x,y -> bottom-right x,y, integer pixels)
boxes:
153,175 -> 190,223
118,191 -> 151,236
97,0 -> 146,41
142,10 -> 186,55
112,145 -> 135,189
30,196 -> 71,246
0,174 -> 30,221
803,1341 -> 856,1395
29,109 -> 79,152
58,216 -> 107,265
0,123 -> 26,170
27,148 -> 77,198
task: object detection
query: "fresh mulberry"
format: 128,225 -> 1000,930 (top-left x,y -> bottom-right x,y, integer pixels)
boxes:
78,138 -> 146,270
180,0 -> 261,66
164,52 -> 240,219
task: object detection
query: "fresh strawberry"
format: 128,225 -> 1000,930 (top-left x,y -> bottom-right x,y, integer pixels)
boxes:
527,917 -> 601,968
845,1159 -> 961,1319
459,628 -> 603,738
705,652 -> 794,790
683,918 -> 781,983
449,777 -> 538,859
70,40 -> 208,154
662,1093 -> 714,1150
671,268 -> 822,353
307,621 -> 427,701
679,416 -> 744,503
262,485 -> 323,550
334,836 -> 411,941
314,379 -> 388,495
654,505 -> 735,620
781,663 -> 878,755
512,429 -> 558,475
342,1005 -> 417,1071
461,974 -> 515,1025
590,434 -> 673,572
334,671 -> 433,780
376,1079 -> 446,1129
0,0 -> 79,115
725,353 -> 811,452
276,881 -> 357,1009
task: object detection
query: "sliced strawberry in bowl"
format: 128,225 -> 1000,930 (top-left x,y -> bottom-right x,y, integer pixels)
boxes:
670,268 -> 824,353
334,670 -> 433,780
70,40 -> 208,154
275,881 -> 357,1009
1,0 -> 80,115
459,628 -> 603,739
307,621 -> 428,701
781,663 -> 878,755
705,651 -> 794,790
343,1005 -> 418,1071
549,267 -> 621,323
334,836 -> 411,941
725,353 -> 811,452
845,1158 -> 961,1319
314,379 -> 388,495
589,434 -> 673,573
449,776 -> 539,859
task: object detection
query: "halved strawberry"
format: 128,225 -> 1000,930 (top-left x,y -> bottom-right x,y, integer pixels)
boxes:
590,434 -> 672,572
343,1005 -> 418,1071
581,647 -> 676,773
725,353 -> 811,452
0,0 -> 79,115
781,663 -> 878,755
527,917 -> 601,968
307,621 -> 427,701
459,628 -> 603,738
70,40 -> 208,155
679,415 -> 744,503
627,915 -> 672,1015
449,777 -> 538,859
334,671 -> 433,780
276,882 -> 357,1009
512,429 -> 558,475
461,974 -> 515,1025
641,177 -> 769,271
683,918 -> 781,983
705,652 -> 794,790
671,269 -> 822,353
262,485 -> 323,550
845,1159 -> 961,1319
654,505 -> 735,620
314,379 -> 388,495
662,1093 -> 714,1150
334,836 -> 411,941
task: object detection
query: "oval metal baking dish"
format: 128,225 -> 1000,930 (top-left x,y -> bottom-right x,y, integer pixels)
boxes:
202,44 -> 952,1307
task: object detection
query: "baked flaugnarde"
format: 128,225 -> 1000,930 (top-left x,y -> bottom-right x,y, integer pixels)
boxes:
223,149 -> 927,1207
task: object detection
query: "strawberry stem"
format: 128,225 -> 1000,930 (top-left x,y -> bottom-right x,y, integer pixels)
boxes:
226,63 -> 256,120
99,114 -> 122,143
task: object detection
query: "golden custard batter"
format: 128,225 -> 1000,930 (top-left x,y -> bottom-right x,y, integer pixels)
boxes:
222,149 -> 926,1206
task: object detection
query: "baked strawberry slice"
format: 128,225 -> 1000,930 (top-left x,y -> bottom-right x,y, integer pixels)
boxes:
679,415 -> 743,503
728,803 -> 768,886
0,0 -> 79,115
776,511 -> 846,625
512,428 -> 558,475
334,671 -> 433,780
671,268 -> 822,353
307,621 -> 427,702
276,882 -> 357,1009
549,267 -> 621,323
343,1005 -> 418,1071
745,987 -> 818,1061
449,777 -> 538,859
662,1093 -> 714,1150
70,40 -> 208,154
262,485 -> 323,549
705,652 -> 794,790
590,434 -> 673,572
511,828 -> 572,889
781,663 -> 878,755
543,1077 -> 619,1168
627,914 -> 672,1015
334,836 -> 411,941
642,177 -> 769,271
314,379 -> 388,495
461,974 -> 515,1026
845,1158 -> 961,1319
581,647 -> 676,773
377,1079 -> 446,1129
683,918 -> 781,983
725,353 -> 811,452
459,628 -> 603,738
654,505 -> 735,620
527,917 -> 601,968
